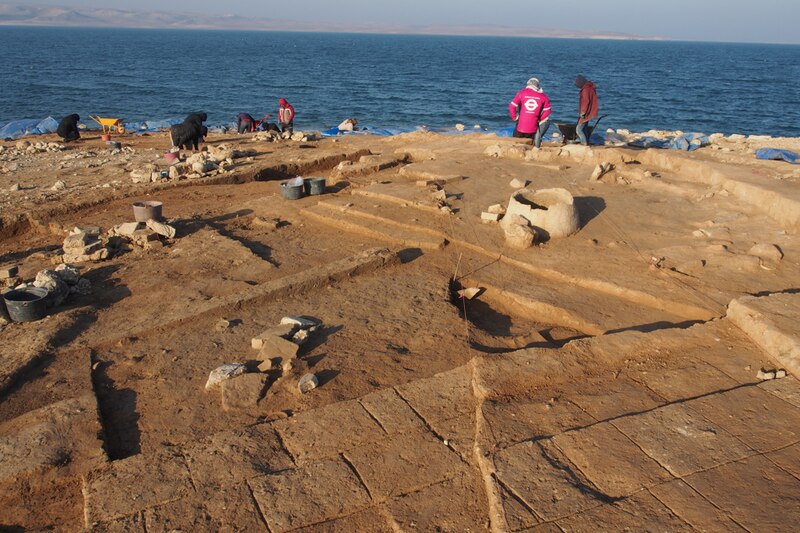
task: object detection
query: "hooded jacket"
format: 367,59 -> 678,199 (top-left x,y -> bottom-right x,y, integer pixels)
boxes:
278,99 -> 295,125
578,81 -> 598,125
509,88 -> 551,134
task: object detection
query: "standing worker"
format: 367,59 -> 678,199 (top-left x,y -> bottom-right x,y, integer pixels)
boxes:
574,75 -> 598,145
278,98 -> 295,135
509,77 -> 552,148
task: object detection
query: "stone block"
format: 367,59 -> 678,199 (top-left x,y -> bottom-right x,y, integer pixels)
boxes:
205,363 -> 246,391
146,219 -> 176,238
220,373 -> 267,411
0,265 -> 19,279
481,212 -> 501,223
249,458 -> 371,532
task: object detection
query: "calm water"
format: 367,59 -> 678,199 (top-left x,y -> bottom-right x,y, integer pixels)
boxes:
1,27 -> 799,136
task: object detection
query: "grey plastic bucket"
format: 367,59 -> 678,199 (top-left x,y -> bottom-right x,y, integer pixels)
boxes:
281,182 -> 304,200
307,177 -> 326,196
3,287 -> 49,322
132,200 -> 163,222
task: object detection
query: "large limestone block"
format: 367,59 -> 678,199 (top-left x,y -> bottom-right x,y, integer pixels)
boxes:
502,187 -> 580,240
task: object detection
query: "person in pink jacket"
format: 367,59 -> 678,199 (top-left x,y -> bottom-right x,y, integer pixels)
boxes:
509,77 -> 552,148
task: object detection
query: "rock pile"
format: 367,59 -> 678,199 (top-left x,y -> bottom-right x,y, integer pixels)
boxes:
108,219 -> 177,250
59,226 -> 111,263
252,130 -> 318,142
204,315 -> 324,412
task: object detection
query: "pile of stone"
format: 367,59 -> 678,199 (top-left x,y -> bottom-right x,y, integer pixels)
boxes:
107,219 -> 177,250
204,316 -> 323,412
11,140 -> 65,154
0,265 -> 21,290
3,264 -> 91,310
429,186 -> 456,214
58,226 -> 111,264
130,143 -> 257,183
252,130 -> 318,142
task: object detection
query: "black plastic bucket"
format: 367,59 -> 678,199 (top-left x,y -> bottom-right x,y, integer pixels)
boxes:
3,287 -> 49,322
281,182 -> 304,200
308,177 -> 326,195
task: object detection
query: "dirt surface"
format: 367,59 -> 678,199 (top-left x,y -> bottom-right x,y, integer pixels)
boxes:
1,129 -> 800,531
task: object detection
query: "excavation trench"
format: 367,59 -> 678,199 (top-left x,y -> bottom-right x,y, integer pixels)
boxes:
448,279 -> 588,353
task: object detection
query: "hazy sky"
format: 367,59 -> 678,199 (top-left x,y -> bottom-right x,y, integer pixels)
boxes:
22,0 -> 800,43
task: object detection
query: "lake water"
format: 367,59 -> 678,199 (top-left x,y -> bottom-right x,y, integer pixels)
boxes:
1,27 -> 798,136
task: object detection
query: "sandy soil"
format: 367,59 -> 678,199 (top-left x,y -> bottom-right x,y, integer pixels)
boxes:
1,129 -> 799,531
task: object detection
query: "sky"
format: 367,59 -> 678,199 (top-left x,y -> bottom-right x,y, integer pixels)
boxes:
19,0 -> 800,44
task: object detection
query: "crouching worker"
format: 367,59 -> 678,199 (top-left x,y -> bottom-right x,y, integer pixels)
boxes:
236,113 -> 257,134
509,77 -> 551,148
170,112 -> 207,152
337,118 -> 358,132
57,114 -> 81,142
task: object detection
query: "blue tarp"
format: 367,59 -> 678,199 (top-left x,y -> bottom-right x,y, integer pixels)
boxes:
321,125 -> 412,137
0,117 -> 60,139
627,132 -> 709,151
668,133 -> 709,151
755,148 -> 799,164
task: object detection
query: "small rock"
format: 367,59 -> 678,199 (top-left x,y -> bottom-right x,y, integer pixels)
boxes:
756,369 -> 776,380
257,359 -> 273,372
509,178 -> 528,188
487,204 -> 506,215
54,264 -> 80,285
72,278 -> 92,295
292,329 -> 309,345
298,373 -> 319,393
205,363 -> 246,391
51,180 -> 67,191
9,183 -> 20,192
747,243 -> 783,264
280,316 -> 322,331
215,318 -> 233,331
455,123 -> 465,131
251,217 -> 281,230
0,265 -> 19,279
481,212 -> 502,223
776,369 -> 787,379
456,287 -> 481,300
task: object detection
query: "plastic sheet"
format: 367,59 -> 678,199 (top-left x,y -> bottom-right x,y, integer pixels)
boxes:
755,148 -> 799,164
0,116 -> 60,139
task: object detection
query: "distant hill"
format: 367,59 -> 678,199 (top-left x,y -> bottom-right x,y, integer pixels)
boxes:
0,2 -> 664,40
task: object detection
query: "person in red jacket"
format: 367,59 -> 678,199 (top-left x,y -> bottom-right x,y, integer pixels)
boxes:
575,75 -> 598,145
509,77 -> 552,148
278,98 -> 295,134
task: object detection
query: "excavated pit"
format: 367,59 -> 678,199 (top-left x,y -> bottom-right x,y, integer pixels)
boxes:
448,278 -> 586,352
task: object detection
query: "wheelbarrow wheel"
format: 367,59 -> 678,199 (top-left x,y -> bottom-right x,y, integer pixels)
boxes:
116,125 -> 126,134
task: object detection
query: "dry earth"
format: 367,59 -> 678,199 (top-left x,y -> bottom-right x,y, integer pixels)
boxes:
1,128 -> 800,532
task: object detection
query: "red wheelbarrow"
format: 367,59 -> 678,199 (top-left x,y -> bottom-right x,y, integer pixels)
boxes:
554,114 -> 608,144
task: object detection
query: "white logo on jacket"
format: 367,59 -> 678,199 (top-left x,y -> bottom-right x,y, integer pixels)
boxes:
523,99 -> 539,113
